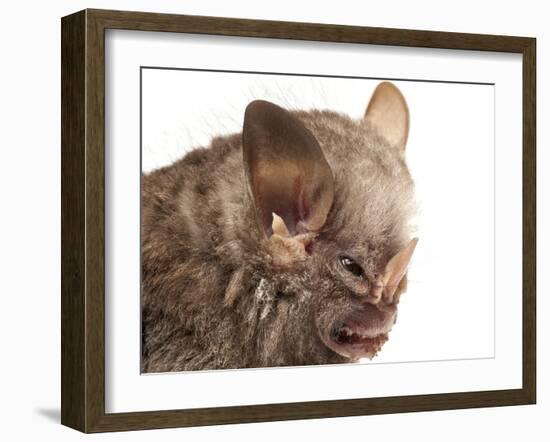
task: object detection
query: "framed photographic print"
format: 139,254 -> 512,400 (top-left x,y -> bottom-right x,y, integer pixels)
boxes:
61,9 -> 536,433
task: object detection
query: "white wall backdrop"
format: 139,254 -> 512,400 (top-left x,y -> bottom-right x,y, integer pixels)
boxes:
0,0 -> 547,441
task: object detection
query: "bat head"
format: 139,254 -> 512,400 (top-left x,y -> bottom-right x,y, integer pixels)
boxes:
241,82 -> 417,362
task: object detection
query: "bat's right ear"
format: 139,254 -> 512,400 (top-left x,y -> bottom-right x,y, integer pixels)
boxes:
242,100 -> 334,240
364,82 -> 410,151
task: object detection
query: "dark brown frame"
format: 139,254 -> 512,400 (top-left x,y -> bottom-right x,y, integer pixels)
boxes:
61,8 -> 536,433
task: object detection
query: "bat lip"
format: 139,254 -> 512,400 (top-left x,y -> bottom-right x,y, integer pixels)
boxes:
325,328 -> 388,360
320,305 -> 394,360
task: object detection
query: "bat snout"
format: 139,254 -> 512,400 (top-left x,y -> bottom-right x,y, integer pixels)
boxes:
318,303 -> 396,360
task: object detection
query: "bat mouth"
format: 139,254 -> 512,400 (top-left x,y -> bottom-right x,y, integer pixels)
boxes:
328,325 -> 388,359
320,305 -> 393,360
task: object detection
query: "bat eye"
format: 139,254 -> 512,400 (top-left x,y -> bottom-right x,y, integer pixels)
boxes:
339,256 -> 364,277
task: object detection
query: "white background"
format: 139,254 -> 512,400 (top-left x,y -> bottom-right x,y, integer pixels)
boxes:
0,0 -> 547,440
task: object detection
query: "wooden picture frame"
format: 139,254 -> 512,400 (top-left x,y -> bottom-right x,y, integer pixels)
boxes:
61,8 -> 536,433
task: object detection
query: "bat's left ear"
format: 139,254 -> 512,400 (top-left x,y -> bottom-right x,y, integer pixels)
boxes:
242,100 -> 334,239
364,82 -> 409,151
242,100 -> 334,266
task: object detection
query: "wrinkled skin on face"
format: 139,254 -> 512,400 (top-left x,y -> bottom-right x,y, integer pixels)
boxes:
258,210 -> 417,363
141,82 -> 417,372
311,238 -> 415,361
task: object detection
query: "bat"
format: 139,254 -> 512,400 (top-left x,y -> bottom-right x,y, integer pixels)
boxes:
141,81 -> 417,372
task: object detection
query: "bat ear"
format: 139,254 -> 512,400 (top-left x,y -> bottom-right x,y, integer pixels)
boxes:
243,100 -> 334,239
364,82 -> 409,151
382,238 -> 418,303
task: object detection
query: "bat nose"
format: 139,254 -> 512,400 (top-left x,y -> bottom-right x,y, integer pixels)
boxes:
366,274 -> 383,304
